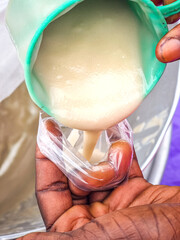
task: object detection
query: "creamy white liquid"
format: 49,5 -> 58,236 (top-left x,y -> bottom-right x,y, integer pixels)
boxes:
33,0 -> 145,160
83,131 -> 101,161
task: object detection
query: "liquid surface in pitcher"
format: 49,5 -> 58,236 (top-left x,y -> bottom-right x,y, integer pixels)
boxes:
33,0 -> 145,160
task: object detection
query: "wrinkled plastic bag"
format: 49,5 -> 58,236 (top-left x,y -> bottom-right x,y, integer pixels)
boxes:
37,112 -> 133,191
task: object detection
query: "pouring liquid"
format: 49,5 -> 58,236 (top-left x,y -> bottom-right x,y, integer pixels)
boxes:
83,131 -> 101,161
33,0 -> 145,161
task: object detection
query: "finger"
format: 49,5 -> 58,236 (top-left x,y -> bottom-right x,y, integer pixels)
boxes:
74,162 -> 116,190
75,140 -> 133,191
156,24 -> 180,62
163,0 -> 180,23
68,180 -> 90,205
50,205 -> 92,232
89,201 -> 109,218
77,141 -> 132,203
103,178 -> 151,211
103,150 -> 151,210
108,141 -> 133,181
68,179 -> 90,197
85,204 -> 180,240
36,119 -> 72,230
88,190 -> 111,203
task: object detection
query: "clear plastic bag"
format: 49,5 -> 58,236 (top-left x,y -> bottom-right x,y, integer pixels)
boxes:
37,112 -> 133,191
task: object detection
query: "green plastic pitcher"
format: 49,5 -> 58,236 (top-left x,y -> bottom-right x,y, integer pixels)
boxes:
6,0 -> 180,117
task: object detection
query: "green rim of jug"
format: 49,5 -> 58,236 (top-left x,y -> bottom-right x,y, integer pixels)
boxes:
24,0 -> 180,116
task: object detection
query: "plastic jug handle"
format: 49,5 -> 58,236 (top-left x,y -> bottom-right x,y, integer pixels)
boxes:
157,0 -> 180,18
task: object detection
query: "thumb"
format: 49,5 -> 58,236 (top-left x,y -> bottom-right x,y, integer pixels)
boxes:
156,24 -> 180,63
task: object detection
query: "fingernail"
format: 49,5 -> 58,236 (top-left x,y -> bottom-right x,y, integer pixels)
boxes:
157,37 -> 180,63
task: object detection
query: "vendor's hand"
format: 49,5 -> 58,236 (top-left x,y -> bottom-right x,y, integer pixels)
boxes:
154,0 -> 180,62
17,119 -> 180,240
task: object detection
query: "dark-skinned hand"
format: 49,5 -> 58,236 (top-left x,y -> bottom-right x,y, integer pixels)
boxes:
17,1 -> 180,239
17,118 -> 180,240
155,0 -> 180,63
